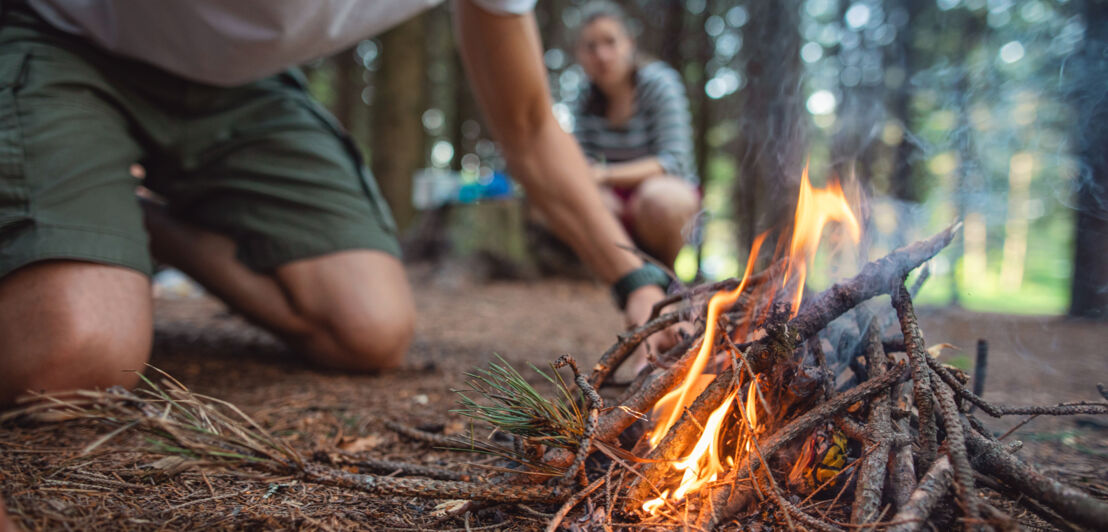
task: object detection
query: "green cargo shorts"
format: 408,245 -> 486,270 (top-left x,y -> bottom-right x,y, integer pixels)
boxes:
0,6 -> 400,279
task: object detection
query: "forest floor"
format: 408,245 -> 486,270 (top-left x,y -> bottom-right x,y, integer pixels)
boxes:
2,266 -> 1106,530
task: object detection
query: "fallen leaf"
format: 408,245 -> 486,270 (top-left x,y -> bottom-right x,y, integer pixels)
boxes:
430,499 -> 470,517
337,433 -> 387,453
926,343 -> 959,358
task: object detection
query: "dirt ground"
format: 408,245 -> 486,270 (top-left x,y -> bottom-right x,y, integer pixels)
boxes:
1,268 -> 1106,530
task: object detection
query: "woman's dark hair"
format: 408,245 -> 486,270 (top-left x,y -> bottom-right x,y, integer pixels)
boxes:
576,2 -> 649,117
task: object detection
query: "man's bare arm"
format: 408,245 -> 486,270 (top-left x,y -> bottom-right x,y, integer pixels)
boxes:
453,1 -> 686,363
452,0 -> 643,283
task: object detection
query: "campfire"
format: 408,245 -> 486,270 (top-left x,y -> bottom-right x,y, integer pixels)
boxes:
636,166 -> 861,517
9,167 -> 1108,530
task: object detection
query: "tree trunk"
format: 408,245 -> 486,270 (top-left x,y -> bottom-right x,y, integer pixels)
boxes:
1069,1 -> 1108,319
733,0 -> 806,258
887,0 -> 924,206
371,15 -> 427,232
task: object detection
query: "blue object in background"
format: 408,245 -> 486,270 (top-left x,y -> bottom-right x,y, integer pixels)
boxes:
457,171 -> 513,204
412,169 -> 516,209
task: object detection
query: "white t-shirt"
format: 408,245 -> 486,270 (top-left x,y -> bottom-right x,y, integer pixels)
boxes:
28,0 -> 535,86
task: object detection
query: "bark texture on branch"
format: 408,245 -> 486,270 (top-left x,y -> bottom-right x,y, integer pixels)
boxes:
851,324 -> 893,525
887,412 -> 916,511
964,427 -> 1108,530
893,284 -> 938,472
304,465 -> 564,503
929,374 -> 979,525
789,224 -> 957,340
386,420 -> 459,447
927,356 -> 1108,417
648,263 -> 781,321
589,311 -> 684,389
542,338 -> 705,471
887,455 -> 953,532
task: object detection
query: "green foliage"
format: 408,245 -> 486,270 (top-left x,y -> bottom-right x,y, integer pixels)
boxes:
945,354 -> 973,372
453,355 -> 585,450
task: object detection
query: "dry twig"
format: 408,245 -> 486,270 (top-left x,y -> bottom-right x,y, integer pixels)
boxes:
892,284 -> 938,472
850,324 -> 892,526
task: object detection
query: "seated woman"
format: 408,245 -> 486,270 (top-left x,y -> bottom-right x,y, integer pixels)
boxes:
573,2 -> 700,268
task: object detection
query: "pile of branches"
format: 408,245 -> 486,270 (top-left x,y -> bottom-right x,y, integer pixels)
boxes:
6,226 -> 1108,531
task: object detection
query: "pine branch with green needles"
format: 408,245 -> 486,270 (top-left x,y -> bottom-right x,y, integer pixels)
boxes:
453,355 -> 586,451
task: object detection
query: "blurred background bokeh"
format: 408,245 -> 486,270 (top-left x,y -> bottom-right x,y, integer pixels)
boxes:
300,0 -> 1108,318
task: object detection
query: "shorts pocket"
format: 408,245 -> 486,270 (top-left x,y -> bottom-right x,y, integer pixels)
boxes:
0,50 -> 30,224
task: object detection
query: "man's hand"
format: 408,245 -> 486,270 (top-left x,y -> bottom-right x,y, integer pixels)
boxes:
616,284 -> 687,382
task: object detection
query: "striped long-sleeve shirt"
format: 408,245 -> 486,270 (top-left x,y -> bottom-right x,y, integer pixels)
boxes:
572,61 -> 697,184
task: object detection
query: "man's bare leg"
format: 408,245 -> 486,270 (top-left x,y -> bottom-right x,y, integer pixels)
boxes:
629,176 -> 700,266
144,204 -> 415,371
0,495 -> 15,532
0,261 -> 152,406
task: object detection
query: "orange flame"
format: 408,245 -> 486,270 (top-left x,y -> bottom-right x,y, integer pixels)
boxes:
643,390 -> 738,513
639,162 -> 863,515
743,379 -> 760,453
781,164 -> 862,316
647,233 -> 767,449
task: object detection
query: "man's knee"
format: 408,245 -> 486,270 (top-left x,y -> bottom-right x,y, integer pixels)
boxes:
317,302 -> 415,371
277,250 -> 415,372
24,313 -> 151,390
0,262 -> 152,405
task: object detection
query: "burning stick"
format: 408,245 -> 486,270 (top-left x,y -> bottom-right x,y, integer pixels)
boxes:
698,363 -> 909,524
625,226 -> 957,516
788,223 -> 958,341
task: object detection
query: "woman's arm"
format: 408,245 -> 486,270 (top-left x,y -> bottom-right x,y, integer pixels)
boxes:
594,156 -> 666,188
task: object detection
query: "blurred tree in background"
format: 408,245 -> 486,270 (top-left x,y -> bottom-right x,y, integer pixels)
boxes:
303,0 -> 1106,318
1068,0 -> 1108,318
